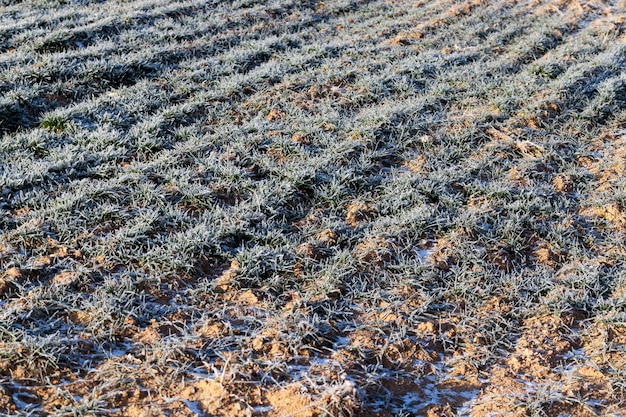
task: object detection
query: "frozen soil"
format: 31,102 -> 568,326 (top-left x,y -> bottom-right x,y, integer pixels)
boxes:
1,0 -> 626,415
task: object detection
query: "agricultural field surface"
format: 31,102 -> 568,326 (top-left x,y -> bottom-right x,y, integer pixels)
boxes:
2,0 -> 626,415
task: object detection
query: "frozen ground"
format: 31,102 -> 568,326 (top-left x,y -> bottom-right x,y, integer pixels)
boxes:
1,0 -> 626,415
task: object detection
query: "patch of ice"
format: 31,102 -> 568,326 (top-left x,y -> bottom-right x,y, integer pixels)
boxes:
182,400 -> 203,416
415,247 -> 434,262
253,405 -> 274,413
333,336 -> 350,349
188,366 -> 211,379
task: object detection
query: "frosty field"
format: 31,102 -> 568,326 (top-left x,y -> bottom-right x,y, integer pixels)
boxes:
1,0 -> 626,415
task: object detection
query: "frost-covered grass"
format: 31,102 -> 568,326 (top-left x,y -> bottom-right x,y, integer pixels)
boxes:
1,0 -> 626,415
